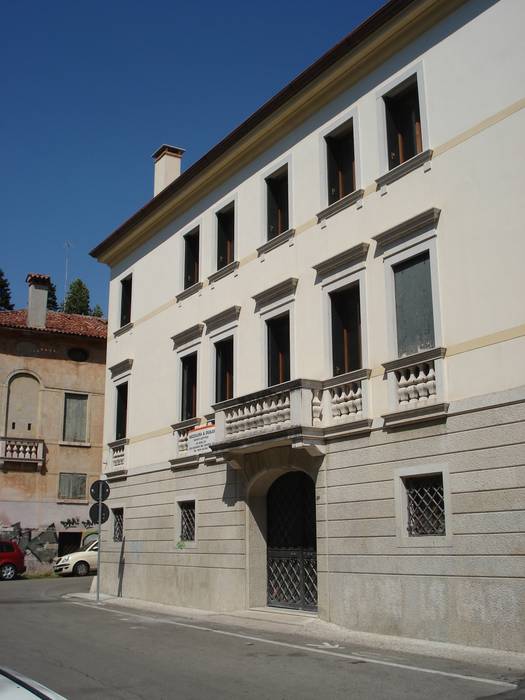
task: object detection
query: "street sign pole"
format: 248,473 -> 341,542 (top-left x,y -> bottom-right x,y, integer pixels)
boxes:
97,481 -> 102,604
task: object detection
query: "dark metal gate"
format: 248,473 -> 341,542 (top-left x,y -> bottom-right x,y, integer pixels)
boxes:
267,471 -> 317,611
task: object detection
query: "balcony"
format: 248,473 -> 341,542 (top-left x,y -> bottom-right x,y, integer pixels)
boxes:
382,347 -> 448,427
212,372 -> 372,466
106,438 -> 129,479
0,437 -> 45,471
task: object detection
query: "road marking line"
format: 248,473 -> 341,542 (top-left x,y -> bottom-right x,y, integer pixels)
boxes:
69,600 -> 516,690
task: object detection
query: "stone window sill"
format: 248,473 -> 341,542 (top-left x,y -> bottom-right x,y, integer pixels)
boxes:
257,228 -> 295,256
316,189 -> 364,223
176,281 -> 203,303
113,322 -> 134,338
59,441 -> 91,448
208,261 -> 239,284
56,499 -> 89,505
382,401 -> 449,429
376,149 -> 433,189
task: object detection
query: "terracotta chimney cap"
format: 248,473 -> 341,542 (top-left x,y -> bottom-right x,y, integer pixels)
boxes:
26,273 -> 51,288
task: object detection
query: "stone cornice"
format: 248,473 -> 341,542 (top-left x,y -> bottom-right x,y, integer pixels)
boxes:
256,228 -> 295,256
171,323 -> 204,350
204,306 -> 241,334
382,347 -> 446,372
113,321 -> 134,338
373,207 -> 441,252
375,149 -> 433,188
175,281 -> 203,303
382,401 -> 449,428
252,277 -> 298,310
207,260 -> 239,284
107,437 -> 129,448
171,417 -> 200,432
316,189 -> 364,223
313,243 -> 369,280
108,358 -> 133,378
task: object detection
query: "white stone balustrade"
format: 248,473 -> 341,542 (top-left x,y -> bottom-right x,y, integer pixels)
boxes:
312,371 -> 369,428
108,440 -> 128,471
0,437 -> 44,466
395,362 -> 436,407
224,391 -> 292,439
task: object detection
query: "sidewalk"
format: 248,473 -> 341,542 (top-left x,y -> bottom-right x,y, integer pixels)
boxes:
65,579 -> 525,673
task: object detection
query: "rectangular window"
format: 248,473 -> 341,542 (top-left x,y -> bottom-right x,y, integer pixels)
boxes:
113,508 -> 124,542
181,352 -> 197,420
216,203 -> 235,270
184,228 -> 200,289
330,284 -> 361,376
63,393 -> 88,443
267,314 -> 290,386
326,120 -> 355,205
58,472 -> 87,500
384,76 -> 422,170
115,382 -> 128,441
215,337 -> 234,403
404,473 -> 445,536
180,501 -> 195,542
120,276 -> 132,327
393,251 -> 435,357
266,166 -> 289,240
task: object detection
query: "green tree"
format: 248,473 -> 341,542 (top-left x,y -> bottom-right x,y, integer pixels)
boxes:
91,304 -> 104,318
47,281 -> 59,311
0,269 -> 14,310
63,278 -> 90,315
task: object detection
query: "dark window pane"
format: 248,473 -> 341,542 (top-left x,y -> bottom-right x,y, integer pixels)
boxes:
215,337 -> 234,403
394,252 -> 435,357
384,76 -> 422,170
184,228 -> 200,289
266,167 -> 289,239
217,203 -> 235,270
330,284 -> 361,375
120,276 -> 132,327
267,314 -> 290,386
181,353 -> 197,420
326,121 -> 355,204
115,382 -> 128,440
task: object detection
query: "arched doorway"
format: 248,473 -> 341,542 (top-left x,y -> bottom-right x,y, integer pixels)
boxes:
266,471 -> 317,610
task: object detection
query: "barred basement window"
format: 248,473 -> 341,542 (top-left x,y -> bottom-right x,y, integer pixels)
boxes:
180,501 -> 195,542
404,474 -> 445,536
113,508 -> 124,542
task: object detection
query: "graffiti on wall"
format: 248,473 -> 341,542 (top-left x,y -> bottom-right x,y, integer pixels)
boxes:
1,521 -> 58,563
61,517 -> 94,529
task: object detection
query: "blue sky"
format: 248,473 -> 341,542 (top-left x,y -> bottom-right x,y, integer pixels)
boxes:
1,0 -> 385,312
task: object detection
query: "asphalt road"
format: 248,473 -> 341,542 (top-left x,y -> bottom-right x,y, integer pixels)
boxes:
0,576 -> 522,700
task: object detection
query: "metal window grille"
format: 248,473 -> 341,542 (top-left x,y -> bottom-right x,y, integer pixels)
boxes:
180,501 -> 195,542
404,474 -> 445,536
113,508 -> 124,542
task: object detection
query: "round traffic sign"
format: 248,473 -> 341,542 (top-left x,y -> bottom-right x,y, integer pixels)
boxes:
90,480 -> 110,502
89,502 -> 110,525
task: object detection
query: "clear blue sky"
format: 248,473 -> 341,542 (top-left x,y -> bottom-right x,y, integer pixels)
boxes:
1,0 -> 385,313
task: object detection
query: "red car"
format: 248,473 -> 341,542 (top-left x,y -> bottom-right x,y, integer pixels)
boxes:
0,541 -> 26,580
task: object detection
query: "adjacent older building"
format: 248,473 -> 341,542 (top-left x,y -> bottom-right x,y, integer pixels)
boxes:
91,0 -> 525,653
0,274 -> 107,570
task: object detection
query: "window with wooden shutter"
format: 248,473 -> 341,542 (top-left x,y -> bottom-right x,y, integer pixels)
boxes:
120,276 -> 132,327
181,352 -> 198,420
384,75 -> 422,170
325,120 -> 355,204
215,337 -> 234,403
267,314 -> 290,386
266,166 -> 289,240
184,228 -> 200,289
216,203 -> 235,270
115,382 -> 128,440
63,393 -> 88,443
330,284 -> 361,376
393,251 -> 435,357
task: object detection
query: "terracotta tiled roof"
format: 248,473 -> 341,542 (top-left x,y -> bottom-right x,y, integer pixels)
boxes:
0,309 -> 107,339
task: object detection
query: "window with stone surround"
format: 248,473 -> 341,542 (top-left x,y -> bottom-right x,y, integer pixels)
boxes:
113,508 -> 124,542
330,283 -> 361,376
384,74 -> 422,170
267,313 -> 290,386
403,473 -> 445,536
179,501 -> 195,542
216,202 -> 235,270
181,352 -> 197,420
120,275 -> 132,327
63,393 -> 88,443
325,118 -> 355,205
58,472 -> 87,500
266,166 -> 289,240
215,336 -> 234,403
393,251 -> 435,357
184,227 -> 200,289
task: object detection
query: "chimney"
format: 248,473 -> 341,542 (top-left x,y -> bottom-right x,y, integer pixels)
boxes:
26,273 -> 51,329
152,144 -> 185,196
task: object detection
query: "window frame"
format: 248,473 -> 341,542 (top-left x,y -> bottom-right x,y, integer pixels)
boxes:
394,464 -> 452,548
175,497 -> 198,549
119,274 -> 133,329
57,472 -> 88,502
260,156 -> 293,246
114,380 -> 129,442
182,226 -> 201,290
214,196 -> 237,272
61,391 -> 90,446
112,507 -> 124,543
319,107 -> 361,208
376,64 -> 429,177
180,350 -> 198,422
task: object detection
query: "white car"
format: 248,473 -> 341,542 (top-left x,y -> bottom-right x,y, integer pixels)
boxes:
53,540 -> 98,577
0,667 -> 68,699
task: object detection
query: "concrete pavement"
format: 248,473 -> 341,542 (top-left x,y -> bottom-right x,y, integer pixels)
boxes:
0,576 -> 523,700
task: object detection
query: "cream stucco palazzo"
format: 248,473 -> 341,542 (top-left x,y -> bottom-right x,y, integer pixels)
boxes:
91,0 -> 525,653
